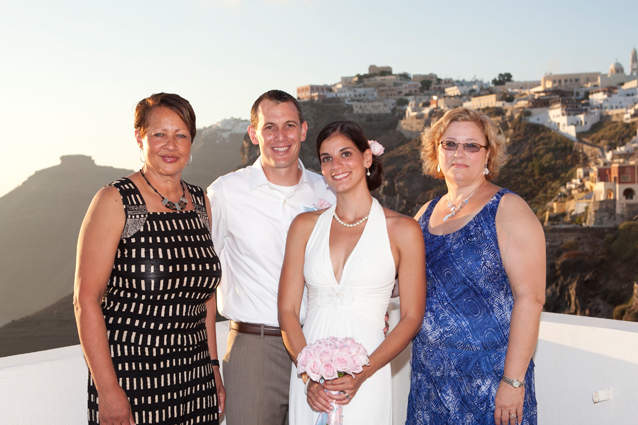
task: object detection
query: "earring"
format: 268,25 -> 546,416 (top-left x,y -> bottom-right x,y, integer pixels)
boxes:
188,154 -> 193,166
483,164 -> 489,175
437,164 -> 440,173
366,167 -> 371,177
139,150 -> 146,163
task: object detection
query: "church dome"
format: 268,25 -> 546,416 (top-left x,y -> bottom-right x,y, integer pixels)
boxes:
609,60 -> 624,75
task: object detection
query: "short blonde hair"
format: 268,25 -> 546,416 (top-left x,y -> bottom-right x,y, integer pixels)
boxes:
420,107 -> 508,180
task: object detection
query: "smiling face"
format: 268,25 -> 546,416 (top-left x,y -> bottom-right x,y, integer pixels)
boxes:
248,99 -> 308,178
136,106 -> 192,178
319,133 -> 372,194
438,121 -> 489,184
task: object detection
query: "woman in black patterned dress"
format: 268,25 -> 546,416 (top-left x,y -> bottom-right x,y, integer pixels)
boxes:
74,93 -> 224,425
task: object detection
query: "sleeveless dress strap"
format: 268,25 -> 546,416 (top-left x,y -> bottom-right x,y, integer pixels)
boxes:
418,195 -> 443,229
108,177 -> 149,239
186,183 -> 211,232
480,188 -> 513,226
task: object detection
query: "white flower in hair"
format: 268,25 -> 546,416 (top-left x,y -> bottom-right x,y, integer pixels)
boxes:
368,140 -> 385,156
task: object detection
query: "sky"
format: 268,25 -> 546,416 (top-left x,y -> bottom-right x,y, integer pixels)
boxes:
1,0 -> 637,197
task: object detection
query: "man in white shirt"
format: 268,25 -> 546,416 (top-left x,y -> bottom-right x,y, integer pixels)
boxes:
207,90 -> 335,424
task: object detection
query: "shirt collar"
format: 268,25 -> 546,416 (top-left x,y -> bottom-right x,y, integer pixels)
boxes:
249,156 -> 316,191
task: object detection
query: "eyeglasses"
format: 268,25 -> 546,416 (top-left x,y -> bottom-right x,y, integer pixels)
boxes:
439,140 -> 488,153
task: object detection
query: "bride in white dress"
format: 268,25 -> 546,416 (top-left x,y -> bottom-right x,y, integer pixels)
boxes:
278,121 -> 426,425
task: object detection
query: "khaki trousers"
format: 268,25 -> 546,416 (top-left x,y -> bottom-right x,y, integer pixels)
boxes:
223,329 -> 291,425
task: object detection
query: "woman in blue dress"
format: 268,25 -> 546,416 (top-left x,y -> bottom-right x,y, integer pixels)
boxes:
406,108 -> 545,425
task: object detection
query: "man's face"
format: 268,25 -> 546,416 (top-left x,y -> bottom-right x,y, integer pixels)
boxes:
248,100 -> 307,174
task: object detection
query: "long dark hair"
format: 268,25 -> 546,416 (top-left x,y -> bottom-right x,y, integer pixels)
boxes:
316,121 -> 383,191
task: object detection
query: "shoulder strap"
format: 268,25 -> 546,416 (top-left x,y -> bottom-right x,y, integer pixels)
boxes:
419,195 -> 442,225
108,177 -> 148,239
186,183 -> 211,232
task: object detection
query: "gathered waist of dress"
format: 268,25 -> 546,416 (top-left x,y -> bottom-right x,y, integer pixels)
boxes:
307,284 -> 393,330
308,284 -> 393,309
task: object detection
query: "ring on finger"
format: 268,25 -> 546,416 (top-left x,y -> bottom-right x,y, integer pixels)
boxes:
343,391 -> 351,400
510,413 -> 517,418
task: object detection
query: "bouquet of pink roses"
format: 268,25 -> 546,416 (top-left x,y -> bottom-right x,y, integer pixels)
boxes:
296,336 -> 369,425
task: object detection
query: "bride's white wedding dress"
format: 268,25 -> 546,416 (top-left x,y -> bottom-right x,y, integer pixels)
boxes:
289,198 -> 395,425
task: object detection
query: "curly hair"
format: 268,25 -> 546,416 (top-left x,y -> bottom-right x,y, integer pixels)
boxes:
420,107 -> 508,180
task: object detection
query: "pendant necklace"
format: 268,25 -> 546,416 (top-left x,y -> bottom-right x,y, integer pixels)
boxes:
140,170 -> 188,212
333,211 -> 370,228
443,181 -> 485,222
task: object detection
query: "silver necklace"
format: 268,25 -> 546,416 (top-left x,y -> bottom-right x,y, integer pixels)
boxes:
140,170 -> 188,212
443,181 -> 485,222
333,211 -> 370,228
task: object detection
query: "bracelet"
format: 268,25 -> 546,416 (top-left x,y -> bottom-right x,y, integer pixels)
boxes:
211,359 -> 220,367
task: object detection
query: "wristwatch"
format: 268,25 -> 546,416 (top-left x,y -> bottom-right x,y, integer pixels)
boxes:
502,376 -> 525,388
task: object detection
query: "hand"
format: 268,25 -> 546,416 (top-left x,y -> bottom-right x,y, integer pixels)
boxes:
213,367 -> 226,415
306,380 -> 333,413
494,381 -> 525,425
322,370 -> 369,406
98,386 -> 136,425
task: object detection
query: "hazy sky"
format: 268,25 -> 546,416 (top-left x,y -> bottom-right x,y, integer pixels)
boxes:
1,0 -> 637,197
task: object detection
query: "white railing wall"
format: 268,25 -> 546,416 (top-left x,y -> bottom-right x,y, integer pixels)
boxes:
1,312 -> 637,424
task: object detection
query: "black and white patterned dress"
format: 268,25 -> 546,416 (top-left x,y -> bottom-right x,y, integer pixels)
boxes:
88,177 -> 221,425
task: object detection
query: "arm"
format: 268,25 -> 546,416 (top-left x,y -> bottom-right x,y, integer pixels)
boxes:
73,186 -> 136,425
205,294 -> 225,415
278,213 -> 325,409
278,213 -> 317,362
203,194 -> 225,415
323,216 -> 426,405
493,194 -> 546,424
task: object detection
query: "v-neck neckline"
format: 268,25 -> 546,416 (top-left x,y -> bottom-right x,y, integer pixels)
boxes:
327,199 -> 374,285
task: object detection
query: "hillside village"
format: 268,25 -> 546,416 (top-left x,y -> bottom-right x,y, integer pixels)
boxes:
297,48 -> 638,227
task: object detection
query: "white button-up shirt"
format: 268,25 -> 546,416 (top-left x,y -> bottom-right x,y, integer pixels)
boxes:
207,157 -> 336,327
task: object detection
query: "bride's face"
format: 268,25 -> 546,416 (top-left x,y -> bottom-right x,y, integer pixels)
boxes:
319,133 -> 372,193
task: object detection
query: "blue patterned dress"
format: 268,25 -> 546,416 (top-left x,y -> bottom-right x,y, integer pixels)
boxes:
406,189 -> 537,425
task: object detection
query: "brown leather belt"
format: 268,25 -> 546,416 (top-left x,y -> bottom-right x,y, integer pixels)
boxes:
230,320 -> 282,337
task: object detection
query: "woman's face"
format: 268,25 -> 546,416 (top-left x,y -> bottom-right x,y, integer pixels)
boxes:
136,107 -> 192,178
437,121 -> 489,185
319,134 -> 372,194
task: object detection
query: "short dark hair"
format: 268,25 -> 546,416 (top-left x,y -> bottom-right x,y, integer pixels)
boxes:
134,93 -> 197,143
316,121 -> 383,191
250,90 -> 304,129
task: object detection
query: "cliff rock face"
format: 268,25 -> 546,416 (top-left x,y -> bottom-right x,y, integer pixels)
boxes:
0,156 -> 133,327
181,118 -> 249,189
544,227 -> 636,318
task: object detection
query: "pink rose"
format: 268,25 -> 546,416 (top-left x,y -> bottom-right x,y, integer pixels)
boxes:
333,350 -> 352,374
350,356 -> 363,374
358,352 -> 369,367
314,198 -> 332,210
296,348 -> 312,373
317,347 -> 333,364
322,361 -> 338,381
306,358 -> 322,382
368,140 -> 385,156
